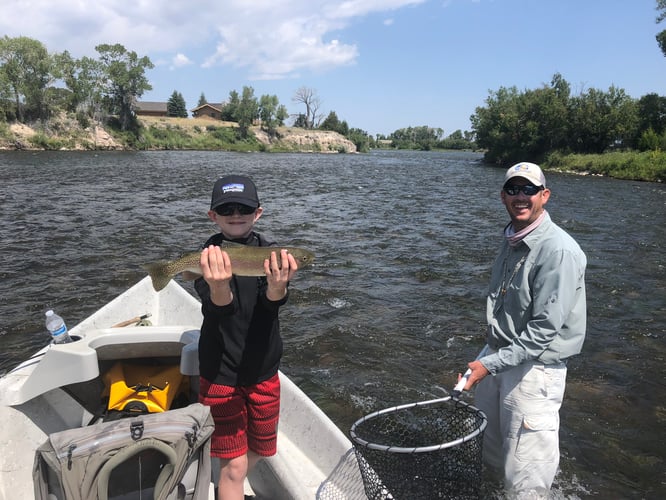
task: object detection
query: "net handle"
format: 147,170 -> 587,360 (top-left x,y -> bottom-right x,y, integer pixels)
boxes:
349,397 -> 487,454
452,344 -> 490,397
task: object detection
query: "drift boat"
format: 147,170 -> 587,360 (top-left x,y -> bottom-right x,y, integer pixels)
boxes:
0,277 -> 365,499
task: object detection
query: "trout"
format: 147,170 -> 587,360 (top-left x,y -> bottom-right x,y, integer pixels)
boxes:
144,243 -> 315,292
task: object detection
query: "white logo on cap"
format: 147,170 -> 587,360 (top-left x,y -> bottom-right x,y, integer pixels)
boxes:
222,183 -> 245,193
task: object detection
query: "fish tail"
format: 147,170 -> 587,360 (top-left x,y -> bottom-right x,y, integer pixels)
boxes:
143,261 -> 173,292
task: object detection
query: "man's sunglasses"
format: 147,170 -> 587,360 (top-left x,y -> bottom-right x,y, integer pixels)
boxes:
503,184 -> 544,196
214,203 -> 256,216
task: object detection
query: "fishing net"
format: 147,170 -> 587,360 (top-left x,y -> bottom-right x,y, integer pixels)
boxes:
350,397 -> 486,499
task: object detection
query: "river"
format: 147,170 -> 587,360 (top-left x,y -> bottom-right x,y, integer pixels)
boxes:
0,150 -> 664,498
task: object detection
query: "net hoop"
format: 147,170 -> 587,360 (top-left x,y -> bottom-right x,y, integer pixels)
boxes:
350,396 -> 487,454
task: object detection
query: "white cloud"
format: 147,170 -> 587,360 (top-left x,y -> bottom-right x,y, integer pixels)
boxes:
0,0 -> 425,79
171,53 -> 192,70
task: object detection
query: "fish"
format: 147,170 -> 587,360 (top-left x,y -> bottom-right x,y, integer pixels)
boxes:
144,242 -> 315,292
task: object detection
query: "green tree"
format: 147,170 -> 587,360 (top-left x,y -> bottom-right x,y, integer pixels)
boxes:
439,129 -> 475,150
55,51 -> 105,120
167,90 -> 187,117
276,104 -> 288,127
221,90 -> 239,121
390,126 -> 442,150
638,127 -> 661,151
657,0 -> 666,56
320,111 -> 349,136
0,68 -> 11,120
569,86 -> 638,153
637,93 -> 666,136
292,113 -> 308,128
347,127 -> 373,153
258,94 -> 280,134
95,43 -> 153,131
197,92 -> 207,107
0,36 -> 53,121
235,86 -> 258,137
471,74 -> 640,162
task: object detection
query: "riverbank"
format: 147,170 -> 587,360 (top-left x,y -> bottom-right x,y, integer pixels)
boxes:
0,114 -> 357,153
544,150 -> 666,183
2,115 -> 664,182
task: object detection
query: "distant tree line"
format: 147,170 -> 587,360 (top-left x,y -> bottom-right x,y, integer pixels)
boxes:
470,72 -> 666,164
370,126 -> 475,151
4,32 -> 664,159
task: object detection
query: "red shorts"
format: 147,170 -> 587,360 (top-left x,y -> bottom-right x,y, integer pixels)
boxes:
198,374 -> 280,459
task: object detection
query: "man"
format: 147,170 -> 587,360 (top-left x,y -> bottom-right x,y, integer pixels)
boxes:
461,162 -> 587,497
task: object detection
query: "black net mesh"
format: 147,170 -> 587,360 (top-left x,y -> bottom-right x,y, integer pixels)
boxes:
350,397 -> 486,499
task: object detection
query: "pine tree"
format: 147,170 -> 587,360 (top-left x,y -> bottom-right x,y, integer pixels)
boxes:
167,91 -> 187,117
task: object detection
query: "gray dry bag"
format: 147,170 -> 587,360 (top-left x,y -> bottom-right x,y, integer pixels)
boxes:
33,403 -> 214,500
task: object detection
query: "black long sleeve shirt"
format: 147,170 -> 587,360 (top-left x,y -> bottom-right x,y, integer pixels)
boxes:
194,232 -> 287,386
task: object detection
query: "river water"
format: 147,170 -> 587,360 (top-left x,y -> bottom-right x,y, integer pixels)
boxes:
0,150 -> 664,498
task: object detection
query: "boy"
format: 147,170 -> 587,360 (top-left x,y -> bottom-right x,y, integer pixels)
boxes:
194,175 -> 299,500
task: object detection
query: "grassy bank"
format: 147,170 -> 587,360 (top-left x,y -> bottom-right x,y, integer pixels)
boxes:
130,118 -> 265,152
544,150 -> 666,183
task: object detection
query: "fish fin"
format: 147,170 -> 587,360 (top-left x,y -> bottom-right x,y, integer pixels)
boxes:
181,271 -> 202,281
142,261 -> 172,292
219,241 -> 246,248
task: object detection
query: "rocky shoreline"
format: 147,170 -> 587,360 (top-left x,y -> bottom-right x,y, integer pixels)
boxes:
0,116 -> 357,153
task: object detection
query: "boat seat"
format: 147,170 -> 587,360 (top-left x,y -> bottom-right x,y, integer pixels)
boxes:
1,326 -> 200,406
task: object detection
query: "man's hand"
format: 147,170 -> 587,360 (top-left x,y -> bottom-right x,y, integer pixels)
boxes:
265,249 -> 298,301
459,360 -> 490,391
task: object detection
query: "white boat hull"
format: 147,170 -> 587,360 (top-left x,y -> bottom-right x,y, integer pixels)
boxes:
0,277 -> 365,499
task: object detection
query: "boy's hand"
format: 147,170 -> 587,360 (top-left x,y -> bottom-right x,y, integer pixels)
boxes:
201,245 -> 233,305
265,249 -> 298,301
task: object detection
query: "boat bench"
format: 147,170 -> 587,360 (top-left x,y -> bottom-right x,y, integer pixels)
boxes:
1,326 -> 201,407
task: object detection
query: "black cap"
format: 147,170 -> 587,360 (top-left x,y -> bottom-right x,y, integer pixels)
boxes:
210,175 -> 260,210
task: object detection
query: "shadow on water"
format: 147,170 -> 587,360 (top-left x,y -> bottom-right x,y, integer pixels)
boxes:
0,149 -> 664,498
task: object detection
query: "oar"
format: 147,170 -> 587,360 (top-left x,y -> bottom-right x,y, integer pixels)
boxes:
112,313 -> 152,328
452,344 -> 490,398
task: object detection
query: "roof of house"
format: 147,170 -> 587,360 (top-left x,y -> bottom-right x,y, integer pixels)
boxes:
135,101 -> 168,112
191,103 -> 225,112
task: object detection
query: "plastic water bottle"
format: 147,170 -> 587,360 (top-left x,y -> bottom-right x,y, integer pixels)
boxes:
45,310 -> 73,344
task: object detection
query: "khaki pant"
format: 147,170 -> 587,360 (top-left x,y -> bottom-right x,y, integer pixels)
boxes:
475,357 -> 567,497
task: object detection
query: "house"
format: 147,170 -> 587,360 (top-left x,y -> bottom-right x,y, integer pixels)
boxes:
191,103 -> 225,120
135,102 -> 168,117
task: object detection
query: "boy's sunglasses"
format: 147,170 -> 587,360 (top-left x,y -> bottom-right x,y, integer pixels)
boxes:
214,203 -> 256,216
503,184 -> 544,196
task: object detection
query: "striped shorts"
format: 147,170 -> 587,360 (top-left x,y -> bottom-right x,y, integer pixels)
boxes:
198,373 -> 280,459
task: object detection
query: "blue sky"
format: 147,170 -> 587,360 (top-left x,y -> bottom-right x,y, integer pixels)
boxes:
1,0 -> 664,136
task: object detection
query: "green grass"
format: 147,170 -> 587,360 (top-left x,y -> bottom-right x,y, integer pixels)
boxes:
134,122 -> 264,152
544,150 -> 666,183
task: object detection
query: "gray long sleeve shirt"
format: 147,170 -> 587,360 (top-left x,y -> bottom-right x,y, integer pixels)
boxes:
482,212 -> 587,374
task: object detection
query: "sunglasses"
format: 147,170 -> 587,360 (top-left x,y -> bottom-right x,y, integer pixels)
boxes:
503,184 -> 543,196
214,203 -> 256,216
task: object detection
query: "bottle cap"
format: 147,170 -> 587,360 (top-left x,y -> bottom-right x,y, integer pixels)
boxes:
46,310 -> 54,316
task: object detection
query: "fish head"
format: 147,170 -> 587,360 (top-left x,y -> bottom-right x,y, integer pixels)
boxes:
289,248 -> 315,269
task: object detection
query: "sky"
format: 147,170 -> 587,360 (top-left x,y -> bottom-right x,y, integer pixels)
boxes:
1,0 -> 665,137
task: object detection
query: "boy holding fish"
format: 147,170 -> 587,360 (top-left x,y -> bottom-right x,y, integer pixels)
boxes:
193,175 -> 300,500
